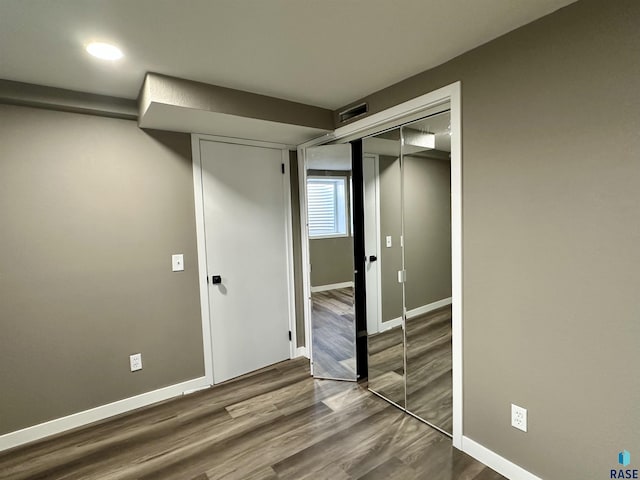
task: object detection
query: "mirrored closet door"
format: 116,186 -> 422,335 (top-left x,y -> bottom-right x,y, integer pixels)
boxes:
402,111 -> 453,433
303,107 -> 453,434
363,127 -> 405,407
363,109 -> 453,435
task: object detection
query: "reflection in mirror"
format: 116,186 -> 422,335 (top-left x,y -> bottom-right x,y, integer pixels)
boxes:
402,110 -> 453,433
306,144 -> 357,380
363,128 -> 405,407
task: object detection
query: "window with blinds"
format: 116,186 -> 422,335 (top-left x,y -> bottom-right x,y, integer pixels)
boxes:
307,177 -> 348,238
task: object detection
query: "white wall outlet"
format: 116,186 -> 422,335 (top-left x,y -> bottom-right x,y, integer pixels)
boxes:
129,353 -> 143,372
511,403 -> 527,432
386,236 -> 392,248
172,254 -> 184,272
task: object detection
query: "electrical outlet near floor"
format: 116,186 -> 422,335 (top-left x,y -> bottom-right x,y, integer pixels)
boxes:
129,353 -> 143,372
511,403 -> 527,432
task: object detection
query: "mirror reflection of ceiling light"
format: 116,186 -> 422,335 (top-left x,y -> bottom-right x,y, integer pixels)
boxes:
86,42 -> 123,60
403,129 -> 435,149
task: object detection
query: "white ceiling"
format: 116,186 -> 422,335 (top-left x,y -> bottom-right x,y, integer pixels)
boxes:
0,0 -> 576,109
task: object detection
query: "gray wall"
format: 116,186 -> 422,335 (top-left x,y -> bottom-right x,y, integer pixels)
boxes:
309,237 -> 353,287
341,0 -> 640,478
0,104 -> 204,435
378,155 -> 403,322
377,153 -> 452,321
404,154 -> 452,310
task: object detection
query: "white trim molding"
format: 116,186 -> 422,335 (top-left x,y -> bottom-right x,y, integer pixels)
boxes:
182,384 -> 211,396
0,376 -> 209,452
310,281 -> 354,293
382,297 -> 452,330
462,437 -> 542,480
192,133 -> 296,151
449,82 -> 463,450
191,135 -> 215,386
282,150 -> 297,359
297,145 -> 314,375
405,297 -> 453,319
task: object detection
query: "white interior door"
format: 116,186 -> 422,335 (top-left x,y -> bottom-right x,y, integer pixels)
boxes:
200,140 -> 291,384
363,154 -> 381,335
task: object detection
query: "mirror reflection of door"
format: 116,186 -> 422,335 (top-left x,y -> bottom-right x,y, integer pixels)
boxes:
363,128 -> 405,406
402,110 -> 453,434
306,144 -> 357,381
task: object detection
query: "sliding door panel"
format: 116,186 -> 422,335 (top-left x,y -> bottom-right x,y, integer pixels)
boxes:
363,128 -> 405,407
402,111 -> 453,433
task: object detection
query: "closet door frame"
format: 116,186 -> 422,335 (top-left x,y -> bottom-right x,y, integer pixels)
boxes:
297,81 -> 462,449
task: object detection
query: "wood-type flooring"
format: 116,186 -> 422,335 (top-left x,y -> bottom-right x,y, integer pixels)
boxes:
0,358 -> 504,480
311,287 -> 356,380
369,305 -> 453,434
406,305 -> 453,433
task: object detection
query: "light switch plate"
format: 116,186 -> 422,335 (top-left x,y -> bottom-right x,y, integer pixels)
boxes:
172,254 -> 184,272
130,353 -> 142,372
386,236 -> 392,248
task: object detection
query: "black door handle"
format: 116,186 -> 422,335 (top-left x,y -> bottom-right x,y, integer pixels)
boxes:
211,275 -> 222,284
369,255 -> 377,262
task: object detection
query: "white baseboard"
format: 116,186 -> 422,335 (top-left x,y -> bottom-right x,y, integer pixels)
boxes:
182,383 -> 212,396
406,297 -> 452,319
295,346 -> 309,358
379,297 -> 452,330
310,281 -> 353,293
462,436 -> 542,480
0,376 -> 209,452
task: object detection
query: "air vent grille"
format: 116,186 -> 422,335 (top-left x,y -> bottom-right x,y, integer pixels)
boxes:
338,103 -> 368,123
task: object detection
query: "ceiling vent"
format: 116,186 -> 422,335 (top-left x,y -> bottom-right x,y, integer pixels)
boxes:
338,102 -> 368,123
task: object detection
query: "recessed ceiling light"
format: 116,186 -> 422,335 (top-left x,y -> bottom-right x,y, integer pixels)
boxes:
86,42 -> 123,60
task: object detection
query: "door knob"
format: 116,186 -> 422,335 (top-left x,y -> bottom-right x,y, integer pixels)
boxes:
211,275 -> 222,284
369,255 -> 378,262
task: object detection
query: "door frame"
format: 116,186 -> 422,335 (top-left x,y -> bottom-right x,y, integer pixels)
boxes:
191,134 -> 298,385
297,81 -> 462,448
